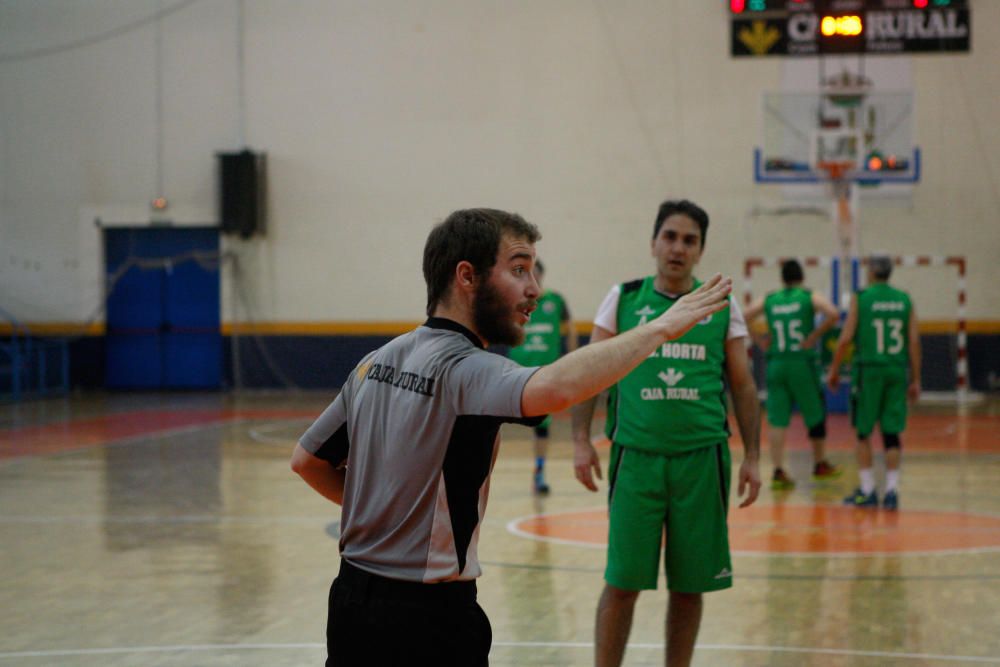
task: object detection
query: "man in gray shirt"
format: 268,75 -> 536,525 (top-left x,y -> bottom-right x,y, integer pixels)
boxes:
291,208 -> 732,667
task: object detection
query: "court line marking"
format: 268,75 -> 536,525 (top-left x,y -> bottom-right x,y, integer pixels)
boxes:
247,418 -> 313,444
0,641 -> 997,663
506,508 -> 1000,558
0,415 -> 313,464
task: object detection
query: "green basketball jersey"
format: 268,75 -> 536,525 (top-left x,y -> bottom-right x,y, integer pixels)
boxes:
855,282 -> 912,367
509,290 -> 567,367
764,287 -> 816,360
604,276 -> 730,454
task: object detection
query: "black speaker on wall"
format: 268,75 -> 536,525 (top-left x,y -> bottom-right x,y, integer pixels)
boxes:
218,150 -> 266,238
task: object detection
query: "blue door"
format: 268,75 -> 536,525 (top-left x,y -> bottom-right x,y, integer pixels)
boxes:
104,227 -> 221,389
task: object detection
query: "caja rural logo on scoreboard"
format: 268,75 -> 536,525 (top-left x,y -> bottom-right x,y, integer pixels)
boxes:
731,1 -> 970,57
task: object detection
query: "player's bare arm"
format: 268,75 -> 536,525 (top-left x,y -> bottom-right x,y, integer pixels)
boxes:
725,336 -> 762,508
803,292 -> 840,349
908,305 -> 922,402
743,296 -> 765,323
828,299 -> 859,389
570,324 -> 615,492
743,295 -> 770,351
290,444 -> 347,505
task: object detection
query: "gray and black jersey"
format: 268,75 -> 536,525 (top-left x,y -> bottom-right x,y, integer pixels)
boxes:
300,317 -> 543,583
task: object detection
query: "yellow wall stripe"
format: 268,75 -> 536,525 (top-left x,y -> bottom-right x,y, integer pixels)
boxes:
0,322 -> 105,336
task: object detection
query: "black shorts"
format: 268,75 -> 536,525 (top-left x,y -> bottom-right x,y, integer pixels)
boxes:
326,559 -> 492,667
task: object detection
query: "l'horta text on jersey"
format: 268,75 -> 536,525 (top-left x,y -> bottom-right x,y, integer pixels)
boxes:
648,342 -> 707,360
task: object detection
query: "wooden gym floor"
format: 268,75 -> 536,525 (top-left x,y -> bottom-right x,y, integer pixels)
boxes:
1,392 -> 999,666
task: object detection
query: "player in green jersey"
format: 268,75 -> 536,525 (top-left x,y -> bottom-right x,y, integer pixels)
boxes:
829,255 -> 921,510
744,259 -> 841,490
571,199 -> 761,667
508,259 -> 578,493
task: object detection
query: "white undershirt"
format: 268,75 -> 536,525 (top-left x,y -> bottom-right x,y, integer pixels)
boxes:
593,282 -> 749,340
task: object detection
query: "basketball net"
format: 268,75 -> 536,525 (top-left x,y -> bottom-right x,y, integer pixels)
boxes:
818,159 -> 858,307
818,160 -> 857,257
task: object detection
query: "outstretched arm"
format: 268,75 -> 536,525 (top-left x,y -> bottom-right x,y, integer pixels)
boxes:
521,275 -> 732,417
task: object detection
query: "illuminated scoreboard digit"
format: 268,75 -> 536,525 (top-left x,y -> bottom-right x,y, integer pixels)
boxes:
730,0 -> 970,56
821,15 -> 863,37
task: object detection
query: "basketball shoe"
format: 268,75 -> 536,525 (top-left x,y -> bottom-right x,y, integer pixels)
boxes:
771,467 -> 795,490
812,460 -> 842,481
843,487 -> 878,507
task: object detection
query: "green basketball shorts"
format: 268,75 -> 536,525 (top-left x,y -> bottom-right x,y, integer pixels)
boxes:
605,442 -> 733,593
851,364 -> 908,438
765,358 -> 826,429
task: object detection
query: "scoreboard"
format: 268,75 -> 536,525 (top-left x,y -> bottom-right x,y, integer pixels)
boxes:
730,0 -> 970,57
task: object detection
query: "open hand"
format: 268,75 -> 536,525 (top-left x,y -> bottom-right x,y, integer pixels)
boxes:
656,273 -> 732,340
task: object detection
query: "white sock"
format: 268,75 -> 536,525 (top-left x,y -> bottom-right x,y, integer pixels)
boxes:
886,470 -> 900,493
859,468 -> 876,495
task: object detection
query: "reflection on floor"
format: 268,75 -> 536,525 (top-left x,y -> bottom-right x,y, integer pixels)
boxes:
1,392 -> 999,666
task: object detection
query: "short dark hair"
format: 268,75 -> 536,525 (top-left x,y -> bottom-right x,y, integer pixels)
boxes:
653,199 -> 709,247
781,259 -> 804,284
869,254 -> 893,280
422,208 -> 540,316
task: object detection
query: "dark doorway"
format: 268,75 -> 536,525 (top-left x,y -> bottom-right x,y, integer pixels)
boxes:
104,227 -> 221,389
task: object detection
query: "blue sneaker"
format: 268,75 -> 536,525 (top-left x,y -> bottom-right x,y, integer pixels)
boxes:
843,487 -> 878,507
882,490 -> 899,510
533,470 -> 550,495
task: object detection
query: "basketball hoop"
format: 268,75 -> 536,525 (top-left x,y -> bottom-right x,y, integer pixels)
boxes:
817,160 -> 855,182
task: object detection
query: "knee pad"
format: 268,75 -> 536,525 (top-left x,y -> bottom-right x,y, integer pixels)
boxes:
534,425 -> 550,439
808,421 -> 827,439
883,433 -> 901,450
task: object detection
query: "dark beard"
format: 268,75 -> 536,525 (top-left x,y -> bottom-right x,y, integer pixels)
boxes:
473,279 -> 525,347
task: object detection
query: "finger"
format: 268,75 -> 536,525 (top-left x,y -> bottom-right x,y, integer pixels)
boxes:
687,288 -> 733,320
594,459 -> 603,481
695,273 -> 722,292
692,284 -> 733,312
701,298 -> 731,317
741,482 -> 761,508
690,276 -> 731,302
